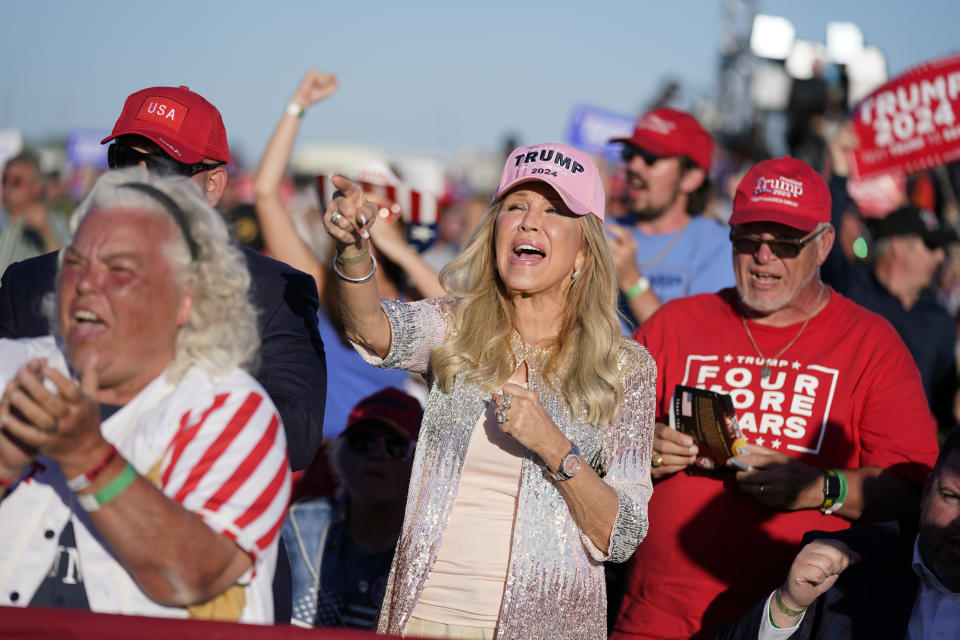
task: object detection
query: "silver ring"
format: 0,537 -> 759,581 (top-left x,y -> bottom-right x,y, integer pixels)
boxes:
501,393 -> 512,410
759,484 -> 766,496
496,408 -> 507,424
330,210 -> 343,225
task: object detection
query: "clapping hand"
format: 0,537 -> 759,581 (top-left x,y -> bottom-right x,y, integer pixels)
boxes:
0,357 -> 107,478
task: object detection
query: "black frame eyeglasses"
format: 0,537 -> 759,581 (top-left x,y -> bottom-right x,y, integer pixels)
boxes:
344,432 -> 416,460
107,143 -> 224,177
729,226 -> 827,259
620,145 -> 663,166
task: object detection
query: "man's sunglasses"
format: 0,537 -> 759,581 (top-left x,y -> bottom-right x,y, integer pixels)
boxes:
344,432 -> 416,460
621,145 -> 663,166
729,226 -> 826,259
107,144 -> 224,177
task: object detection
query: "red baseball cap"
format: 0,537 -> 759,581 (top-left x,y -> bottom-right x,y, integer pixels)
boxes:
730,156 -> 831,232
610,108 -> 712,172
101,86 -> 229,165
344,387 -> 423,441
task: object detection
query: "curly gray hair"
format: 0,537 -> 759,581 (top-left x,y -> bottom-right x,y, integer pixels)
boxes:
55,168 -> 259,382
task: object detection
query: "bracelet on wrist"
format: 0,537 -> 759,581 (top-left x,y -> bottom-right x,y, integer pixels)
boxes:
67,445 -> 119,492
774,588 -> 807,617
624,275 -> 651,301
333,252 -> 377,283
335,246 -> 371,266
0,470 -> 23,487
77,462 -> 138,512
286,101 -> 305,118
820,468 -> 848,514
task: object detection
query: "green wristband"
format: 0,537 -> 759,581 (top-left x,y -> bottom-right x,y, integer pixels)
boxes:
93,462 -> 138,508
624,275 -> 650,301
836,468 -> 848,504
336,246 -> 371,266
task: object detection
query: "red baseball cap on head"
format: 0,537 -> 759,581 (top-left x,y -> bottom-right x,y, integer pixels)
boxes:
344,387 -> 423,441
101,85 -> 229,165
730,156 -> 831,232
610,108 -> 713,172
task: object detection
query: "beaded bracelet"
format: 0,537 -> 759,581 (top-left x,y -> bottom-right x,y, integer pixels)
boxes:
77,462 -> 138,512
333,252 -> 377,284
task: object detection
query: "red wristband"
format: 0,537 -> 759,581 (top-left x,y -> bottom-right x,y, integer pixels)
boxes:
67,445 -> 119,492
0,472 -> 21,487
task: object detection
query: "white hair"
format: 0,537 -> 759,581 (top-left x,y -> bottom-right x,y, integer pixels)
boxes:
56,168 -> 259,382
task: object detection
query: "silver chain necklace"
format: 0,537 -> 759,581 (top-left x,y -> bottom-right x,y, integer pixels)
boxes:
740,284 -> 825,380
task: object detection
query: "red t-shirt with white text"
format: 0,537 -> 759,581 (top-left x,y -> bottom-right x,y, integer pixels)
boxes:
613,288 -> 938,640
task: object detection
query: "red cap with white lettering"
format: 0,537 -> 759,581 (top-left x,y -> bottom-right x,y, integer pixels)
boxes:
609,108 -> 713,172
101,85 -> 229,164
730,156 -> 831,232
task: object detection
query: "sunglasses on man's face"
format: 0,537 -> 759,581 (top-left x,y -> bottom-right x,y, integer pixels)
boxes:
107,143 -> 223,177
729,226 -> 826,259
621,145 -> 662,166
344,432 -> 415,460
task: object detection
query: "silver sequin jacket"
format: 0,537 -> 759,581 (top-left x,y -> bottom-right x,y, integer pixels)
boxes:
355,297 -> 656,640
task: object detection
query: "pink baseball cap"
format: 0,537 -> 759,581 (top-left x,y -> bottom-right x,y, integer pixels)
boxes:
610,108 -> 712,172
101,85 -> 229,165
493,143 -> 605,221
730,156 -> 831,232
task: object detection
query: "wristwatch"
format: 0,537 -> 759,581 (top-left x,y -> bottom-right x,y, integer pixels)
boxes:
552,443 -> 582,481
821,468 -> 843,514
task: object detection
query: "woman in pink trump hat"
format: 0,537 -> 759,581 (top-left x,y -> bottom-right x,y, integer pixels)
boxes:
324,143 -> 655,640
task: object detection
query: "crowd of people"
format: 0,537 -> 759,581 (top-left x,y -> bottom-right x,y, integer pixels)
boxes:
0,63 -> 958,640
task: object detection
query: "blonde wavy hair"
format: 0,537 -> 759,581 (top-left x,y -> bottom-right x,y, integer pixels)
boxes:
431,201 -> 623,426
56,168 -> 259,383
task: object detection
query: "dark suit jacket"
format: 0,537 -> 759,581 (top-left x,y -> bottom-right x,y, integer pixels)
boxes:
716,523 -> 919,640
0,245 -> 326,471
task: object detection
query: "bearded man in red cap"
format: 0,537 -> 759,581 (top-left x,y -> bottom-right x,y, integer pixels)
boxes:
606,108 -> 734,327
611,156 -> 939,640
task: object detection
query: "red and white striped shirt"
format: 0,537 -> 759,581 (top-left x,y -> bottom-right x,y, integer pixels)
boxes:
0,336 -> 291,622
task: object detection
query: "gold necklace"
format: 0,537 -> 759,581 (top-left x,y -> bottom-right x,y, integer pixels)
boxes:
740,284 -> 825,380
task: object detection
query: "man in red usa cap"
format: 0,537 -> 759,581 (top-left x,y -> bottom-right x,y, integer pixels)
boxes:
606,107 -> 734,328
612,156 -> 939,640
0,85 -> 327,473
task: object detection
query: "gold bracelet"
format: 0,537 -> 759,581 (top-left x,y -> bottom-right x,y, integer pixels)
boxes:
774,588 -> 806,617
335,246 -> 370,266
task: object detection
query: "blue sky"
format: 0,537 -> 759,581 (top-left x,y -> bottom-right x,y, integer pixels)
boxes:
2,0 -> 955,165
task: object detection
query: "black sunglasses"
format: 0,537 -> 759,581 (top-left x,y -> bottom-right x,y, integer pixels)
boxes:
729,226 -> 826,259
344,432 -> 415,460
107,143 -> 223,177
621,145 -> 662,166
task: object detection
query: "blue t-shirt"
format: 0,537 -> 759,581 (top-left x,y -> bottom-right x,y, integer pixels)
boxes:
317,311 -> 409,438
617,216 -> 734,333
631,216 -> 734,302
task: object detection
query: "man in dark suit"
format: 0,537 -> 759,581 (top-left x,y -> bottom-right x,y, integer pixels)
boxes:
0,85 -> 326,472
718,428 -> 960,639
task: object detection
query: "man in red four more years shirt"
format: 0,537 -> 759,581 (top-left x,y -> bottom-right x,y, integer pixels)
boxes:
611,156 -> 939,640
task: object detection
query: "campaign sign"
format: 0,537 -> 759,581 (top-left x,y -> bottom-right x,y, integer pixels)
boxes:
566,104 -> 634,160
851,52 -> 960,179
66,129 -> 111,170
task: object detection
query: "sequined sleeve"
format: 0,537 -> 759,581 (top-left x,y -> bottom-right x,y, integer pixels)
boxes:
350,297 -> 449,374
580,338 -> 656,564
